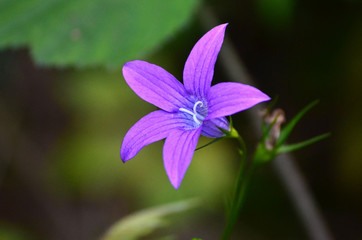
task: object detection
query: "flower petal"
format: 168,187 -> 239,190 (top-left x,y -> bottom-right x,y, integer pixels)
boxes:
206,82 -> 270,119
183,24 -> 228,98
121,110 -> 186,162
201,117 -> 229,138
163,128 -> 201,189
123,60 -> 189,112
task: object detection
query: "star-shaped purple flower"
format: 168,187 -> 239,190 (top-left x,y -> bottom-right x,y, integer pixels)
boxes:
121,23 -> 270,189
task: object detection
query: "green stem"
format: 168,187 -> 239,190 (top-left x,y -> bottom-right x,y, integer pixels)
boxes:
221,127 -> 258,240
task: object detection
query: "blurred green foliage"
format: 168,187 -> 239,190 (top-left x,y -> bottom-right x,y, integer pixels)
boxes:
0,224 -> 32,240
0,0 -> 199,68
102,199 -> 198,240
255,0 -> 295,30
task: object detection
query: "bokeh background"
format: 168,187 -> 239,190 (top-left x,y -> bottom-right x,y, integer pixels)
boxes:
0,0 -> 361,239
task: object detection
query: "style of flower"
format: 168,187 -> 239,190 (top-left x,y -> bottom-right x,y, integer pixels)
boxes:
121,23 -> 270,189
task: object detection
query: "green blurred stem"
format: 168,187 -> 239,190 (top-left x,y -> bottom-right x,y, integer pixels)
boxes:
221,127 -> 257,240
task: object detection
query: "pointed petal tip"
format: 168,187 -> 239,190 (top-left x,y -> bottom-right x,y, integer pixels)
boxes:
183,23 -> 229,98
122,60 -> 133,69
122,60 -> 140,73
171,180 -> 181,190
250,91 -> 271,107
120,155 -> 127,163
120,150 -> 130,163
261,92 -> 272,102
168,173 -> 182,190
207,82 -> 271,119
122,60 -> 147,75
120,137 -> 138,163
163,128 -> 201,190
122,61 -> 133,77
214,23 -> 228,34
167,171 -> 182,190
220,23 -> 229,28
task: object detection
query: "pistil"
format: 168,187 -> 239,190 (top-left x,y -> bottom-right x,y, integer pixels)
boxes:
179,101 -> 205,125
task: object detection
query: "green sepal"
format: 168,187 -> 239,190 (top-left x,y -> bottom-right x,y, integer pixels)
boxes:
228,115 -> 233,129
276,100 -> 319,148
216,116 -> 239,139
277,133 -> 330,154
219,127 -> 231,136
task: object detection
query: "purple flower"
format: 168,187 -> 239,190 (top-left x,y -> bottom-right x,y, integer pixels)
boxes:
121,24 -> 270,189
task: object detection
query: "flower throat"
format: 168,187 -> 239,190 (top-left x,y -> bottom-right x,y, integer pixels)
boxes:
179,101 -> 206,125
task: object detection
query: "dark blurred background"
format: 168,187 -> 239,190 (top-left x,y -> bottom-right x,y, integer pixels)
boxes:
0,0 -> 361,239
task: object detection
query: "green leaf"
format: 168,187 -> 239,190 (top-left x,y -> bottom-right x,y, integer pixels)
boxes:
276,100 -> 319,148
0,0 -> 199,68
102,199 -> 199,240
277,133 -> 330,154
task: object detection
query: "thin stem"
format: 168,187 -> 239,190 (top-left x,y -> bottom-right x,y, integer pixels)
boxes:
221,128 -> 256,240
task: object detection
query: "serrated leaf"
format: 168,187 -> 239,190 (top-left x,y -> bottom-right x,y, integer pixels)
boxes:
102,199 -> 199,240
277,133 -> 330,154
276,100 -> 319,148
0,0 -> 199,68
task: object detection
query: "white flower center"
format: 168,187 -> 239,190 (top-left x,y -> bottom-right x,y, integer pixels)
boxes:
179,101 -> 205,125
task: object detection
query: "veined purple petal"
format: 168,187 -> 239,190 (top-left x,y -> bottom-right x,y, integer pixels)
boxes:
123,60 -> 189,112
206,82 -> 270,119
183,24 -> 228,98
121,110 -> 186,162
201,117 -> 229,138
163,128 -> 201,189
